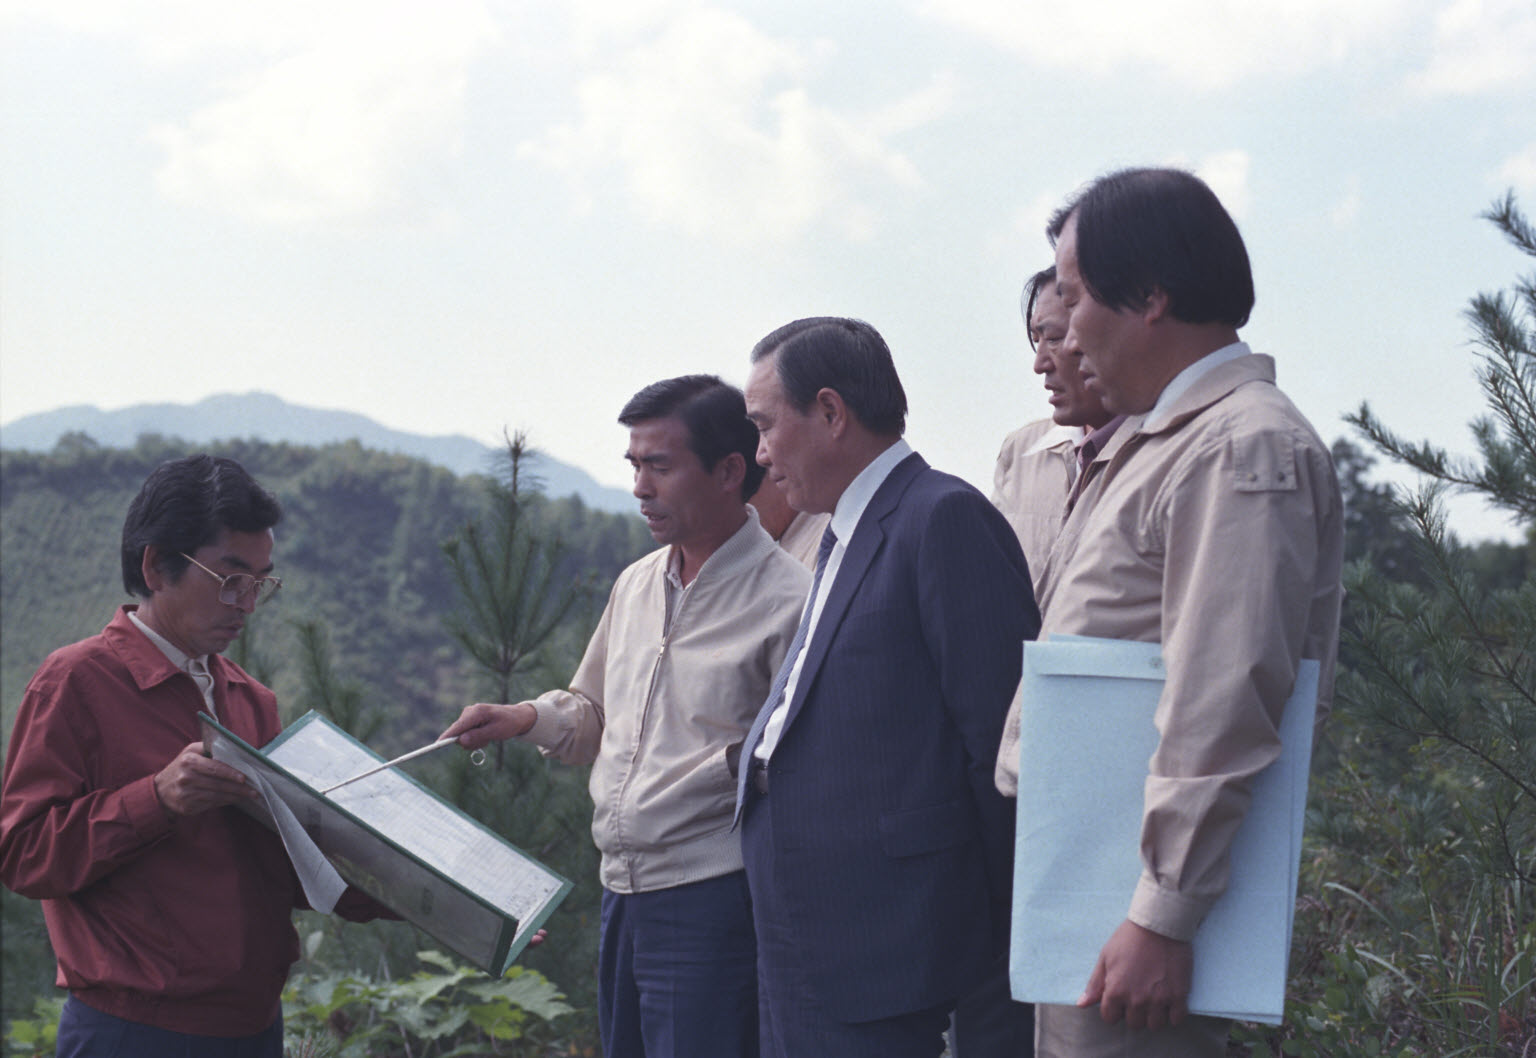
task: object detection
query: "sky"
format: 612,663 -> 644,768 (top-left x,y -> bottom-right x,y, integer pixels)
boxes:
2,0 -> 1533,540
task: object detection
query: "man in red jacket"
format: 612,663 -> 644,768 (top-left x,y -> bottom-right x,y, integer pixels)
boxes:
1,454 -> 381,1057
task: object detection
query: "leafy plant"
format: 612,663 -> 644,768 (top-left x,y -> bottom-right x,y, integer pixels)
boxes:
3,996 -> 63,1057
281,948 -> 574,1057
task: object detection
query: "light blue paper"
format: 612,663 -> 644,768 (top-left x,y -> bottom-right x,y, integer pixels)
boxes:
1009,636 -> 1319,1025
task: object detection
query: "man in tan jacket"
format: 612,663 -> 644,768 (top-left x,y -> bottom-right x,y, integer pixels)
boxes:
444,375 -> 810,1058
991,264 -> 1125,595
997,168 -> 1344,1058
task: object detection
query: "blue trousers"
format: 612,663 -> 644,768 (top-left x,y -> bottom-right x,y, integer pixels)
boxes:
56,996 -> 282,1058
598,871 -> 758,1058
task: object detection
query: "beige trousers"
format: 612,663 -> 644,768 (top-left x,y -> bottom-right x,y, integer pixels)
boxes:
1035,1003 -> 1229,1057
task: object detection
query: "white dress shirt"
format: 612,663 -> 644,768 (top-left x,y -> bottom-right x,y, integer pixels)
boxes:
753,438 -> 914,762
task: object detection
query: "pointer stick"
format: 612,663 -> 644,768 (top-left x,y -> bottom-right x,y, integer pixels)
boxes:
319,738 -> 461,795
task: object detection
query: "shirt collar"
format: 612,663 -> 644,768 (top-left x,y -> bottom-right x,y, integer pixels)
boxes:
1081,414 -> 1128,456
664,547 -> 686,590
1142,341 -> 1251,432
830,438 -> 913,545
126,607 -> 203,672
1023,423 -> 1086,456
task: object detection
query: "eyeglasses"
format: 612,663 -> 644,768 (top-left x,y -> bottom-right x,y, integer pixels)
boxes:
180,553 -> 283,606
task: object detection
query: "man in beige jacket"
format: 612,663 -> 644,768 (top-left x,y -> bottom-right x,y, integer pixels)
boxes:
444,375 -> 810,1058
991,264 -> 1125,595
997,168 -> 1344,1057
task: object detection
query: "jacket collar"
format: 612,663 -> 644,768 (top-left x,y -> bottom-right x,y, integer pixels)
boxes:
104,604 -> 251,694
779,451 -> 928,733
1133,352 -> 1276,440
664,507 -> 780,591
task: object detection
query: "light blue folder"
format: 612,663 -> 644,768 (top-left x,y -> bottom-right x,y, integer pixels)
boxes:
1009,636 -> 1319,1024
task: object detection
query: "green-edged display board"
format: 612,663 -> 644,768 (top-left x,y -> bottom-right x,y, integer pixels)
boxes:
200,710 -> 571,975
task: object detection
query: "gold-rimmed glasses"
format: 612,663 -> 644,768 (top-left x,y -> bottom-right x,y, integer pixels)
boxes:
180,553 -> 283,606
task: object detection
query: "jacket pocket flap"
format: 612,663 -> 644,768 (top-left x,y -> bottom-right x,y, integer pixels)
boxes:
878,799 -> 974,858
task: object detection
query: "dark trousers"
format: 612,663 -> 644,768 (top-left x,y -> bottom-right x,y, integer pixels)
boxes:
743,788 -> 952,1058
56,996 -> 282,1058
948,951 -> 1036,1058
598,871 -> 758,1058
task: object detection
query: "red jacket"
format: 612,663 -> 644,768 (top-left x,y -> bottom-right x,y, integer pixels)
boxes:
1,606 -> 369,1035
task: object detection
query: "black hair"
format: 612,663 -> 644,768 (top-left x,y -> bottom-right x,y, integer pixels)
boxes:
618,375 -> 765,500
748,317 -> 907,436
1021,265 -> 1057,352
1047,167 -> 1254,328
121,454 -> 283,597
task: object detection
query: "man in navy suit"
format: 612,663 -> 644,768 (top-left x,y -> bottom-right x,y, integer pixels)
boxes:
738,317 -> 1040,1057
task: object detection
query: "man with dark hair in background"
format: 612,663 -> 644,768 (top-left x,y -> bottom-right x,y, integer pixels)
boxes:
444,375 -> 809,1058
738,319 -> 1038,1057
747,473 -> 830,569
996,167 -> 1343,1057
0,454 -> 387,1057
950,263 -> 1129,1058
990,265 -> 1125,592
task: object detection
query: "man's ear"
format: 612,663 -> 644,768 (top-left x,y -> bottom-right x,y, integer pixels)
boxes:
717,451 -> 747,494
815,387 -> 850,438
1143,287 -> 1170,324
141,546 -> 167,593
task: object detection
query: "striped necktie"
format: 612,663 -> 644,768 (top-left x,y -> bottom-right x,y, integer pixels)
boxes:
733,526 -> 836,821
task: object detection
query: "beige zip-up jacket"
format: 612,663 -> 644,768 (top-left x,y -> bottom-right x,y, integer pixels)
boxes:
521,512 -> 810,894
991,418 -> 1077,594
996,353 -> 1343,941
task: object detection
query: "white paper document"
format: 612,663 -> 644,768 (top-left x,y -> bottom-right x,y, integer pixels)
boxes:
1009,636 -> 1319,1025
215,754 -> 348,914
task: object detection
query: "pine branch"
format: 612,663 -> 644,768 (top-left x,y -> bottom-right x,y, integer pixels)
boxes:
1482,191 -> 1536,260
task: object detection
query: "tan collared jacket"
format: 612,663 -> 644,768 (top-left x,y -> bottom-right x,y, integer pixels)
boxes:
996,354 -> 1344,941
521,513 -> 810,894
776,509 -> 832,570
991,418 -> 1075,594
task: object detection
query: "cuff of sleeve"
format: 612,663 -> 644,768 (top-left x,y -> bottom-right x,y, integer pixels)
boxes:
124,773 -> 175,840
520,699 -> 564,749
1127,873 -> 1212,942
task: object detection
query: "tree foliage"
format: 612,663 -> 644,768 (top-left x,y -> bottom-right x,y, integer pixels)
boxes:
441,432 -> 591,706
434,431 -> 609,1038
1254,194 -> 1536,1056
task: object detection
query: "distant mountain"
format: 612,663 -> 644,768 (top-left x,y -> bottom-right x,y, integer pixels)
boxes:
0,392 -> 637,514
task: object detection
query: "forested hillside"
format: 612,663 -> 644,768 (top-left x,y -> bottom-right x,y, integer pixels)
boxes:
1,433 -> 652,744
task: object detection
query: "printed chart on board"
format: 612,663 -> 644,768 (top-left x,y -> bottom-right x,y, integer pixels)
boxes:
202,711 -> 570,975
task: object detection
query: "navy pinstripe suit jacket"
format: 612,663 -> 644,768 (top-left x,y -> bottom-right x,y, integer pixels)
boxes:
740,451 -> 1039,1023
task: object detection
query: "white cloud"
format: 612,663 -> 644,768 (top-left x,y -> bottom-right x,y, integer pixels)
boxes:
1006,155 -> 1248,253
552,0 -> 692,52
1410,0 -> 1536,97
1496,144 -> 1536,194
517,6 -> 933,244
11,0 -> 501,226
1191,150 -> 1252,221
1330,175 -> 1362,228
912,0 -> 1411,89
1148,150 -> 1252,220
1012,190 -> 1065,246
